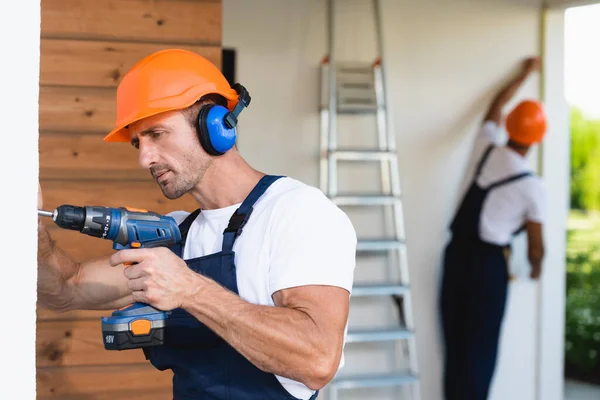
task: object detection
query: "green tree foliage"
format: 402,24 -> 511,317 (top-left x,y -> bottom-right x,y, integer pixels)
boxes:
570,107 -> 600,211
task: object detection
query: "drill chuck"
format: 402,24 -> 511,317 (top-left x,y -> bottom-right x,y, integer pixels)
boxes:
53,205 -> 87,231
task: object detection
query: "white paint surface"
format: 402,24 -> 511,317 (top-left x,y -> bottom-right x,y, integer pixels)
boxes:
0,0 -> 40,398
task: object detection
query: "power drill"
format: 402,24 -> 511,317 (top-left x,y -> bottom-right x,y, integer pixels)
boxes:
38,204 -> 182,351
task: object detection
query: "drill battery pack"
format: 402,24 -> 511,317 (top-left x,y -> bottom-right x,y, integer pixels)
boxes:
101,303 -> 167,351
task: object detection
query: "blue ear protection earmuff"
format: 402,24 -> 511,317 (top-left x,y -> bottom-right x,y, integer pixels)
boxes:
197,83 -> 251,156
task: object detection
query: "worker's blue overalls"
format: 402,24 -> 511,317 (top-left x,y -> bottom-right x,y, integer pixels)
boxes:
144,175 -> 319,400
440,145 -> 530,400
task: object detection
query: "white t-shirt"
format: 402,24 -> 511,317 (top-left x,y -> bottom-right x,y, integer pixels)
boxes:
468,121 -> 547,245
168,176 -> 357,400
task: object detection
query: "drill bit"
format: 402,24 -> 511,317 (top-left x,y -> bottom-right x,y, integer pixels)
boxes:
38,209 -> 54,218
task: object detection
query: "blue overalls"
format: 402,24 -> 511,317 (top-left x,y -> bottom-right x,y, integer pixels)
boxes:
440,145 -> 531,400
143,175 -> 319,400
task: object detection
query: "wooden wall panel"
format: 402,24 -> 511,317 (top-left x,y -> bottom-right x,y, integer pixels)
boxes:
38,389 -> 173,400
37,320 -> 146,367
42,181 -> 199,213
40,39 -> 221,87
42,0 -> 221,45
39,134 -> 145,181
37,365 -> 173,398
37,307 -> 108,322
39,86 -> 115,133
37,0 -> 222,396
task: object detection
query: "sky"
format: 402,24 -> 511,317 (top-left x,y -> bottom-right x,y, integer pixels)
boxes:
565,3 -> 600,119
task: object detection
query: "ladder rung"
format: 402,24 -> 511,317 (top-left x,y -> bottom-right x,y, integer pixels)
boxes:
331,195 -> 399,206
336,68 -> 374,84
329,150 -> 396,161
336,104 -> 378,114
356,239 -> 405,252
346,328 -> 413,343
352,284 -> 408,297
336,64 -> 373,75
332,373 -> 419,390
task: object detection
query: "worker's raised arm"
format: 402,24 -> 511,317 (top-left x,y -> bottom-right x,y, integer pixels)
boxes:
484,56 -> 540,125
37,185 -> 132,312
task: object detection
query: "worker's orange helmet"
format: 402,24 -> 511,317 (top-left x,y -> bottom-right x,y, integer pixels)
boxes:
104,49 -> 239,142
505,100 -> 547,146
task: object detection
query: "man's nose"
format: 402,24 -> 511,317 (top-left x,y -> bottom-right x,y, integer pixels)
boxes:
138,141 -> 159,169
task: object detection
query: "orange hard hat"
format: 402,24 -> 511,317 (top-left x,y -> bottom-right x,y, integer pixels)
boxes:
505,100 -> 547,146
104,49 -> 239,142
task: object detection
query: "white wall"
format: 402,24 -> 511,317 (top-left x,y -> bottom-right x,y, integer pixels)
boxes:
223,1 -> 552,399
0,0 -> 40,398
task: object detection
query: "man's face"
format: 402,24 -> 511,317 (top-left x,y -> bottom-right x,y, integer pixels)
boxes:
128,110 -> 211,199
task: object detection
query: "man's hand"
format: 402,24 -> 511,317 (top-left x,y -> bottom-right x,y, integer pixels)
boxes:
522,56 -> 541,76
530,264 -> 542,280
109,247 -> 198,310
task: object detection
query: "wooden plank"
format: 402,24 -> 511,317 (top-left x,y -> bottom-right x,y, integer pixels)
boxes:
39,86 -> 115,133
41,0 -> 221,45
40,180 -> 199,215
37,388 -> 173,400
37,364 -> 172,398
40,39 -> 221,87
37,320 -> 147,367
37,306 -> 109,322
39,133 -> 148,181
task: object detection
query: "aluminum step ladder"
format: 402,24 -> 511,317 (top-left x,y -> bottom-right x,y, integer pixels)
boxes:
319,1 -> 420,399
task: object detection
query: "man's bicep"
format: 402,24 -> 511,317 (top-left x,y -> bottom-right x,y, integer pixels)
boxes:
69,256 -> 133,310
272,285 -> 350,330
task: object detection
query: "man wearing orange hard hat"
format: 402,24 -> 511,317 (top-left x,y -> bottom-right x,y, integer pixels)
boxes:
440,56 -> 547,400
37,49 -> 357,400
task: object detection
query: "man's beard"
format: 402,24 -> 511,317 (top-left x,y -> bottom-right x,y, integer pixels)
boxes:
151,158 -> 209,200
158,177 -> 193,200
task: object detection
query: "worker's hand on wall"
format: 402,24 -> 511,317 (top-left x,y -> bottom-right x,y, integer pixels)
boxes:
523,56 -> 541,76
530,264 -> 542,280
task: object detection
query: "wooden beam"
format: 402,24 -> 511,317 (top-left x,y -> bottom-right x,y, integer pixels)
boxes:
41,0 -> 221,45
39,86 -> 115,133
40,39 -> 221,87
37,364 -> 173,398
38,389 -> 173,400
39,133 -> 148,181
37,307 -> 109,322
40,180 -> 199,214
37,320 -> 147,367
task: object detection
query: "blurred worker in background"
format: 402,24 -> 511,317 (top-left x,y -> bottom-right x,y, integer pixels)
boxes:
37,49 -> 357,400
440,56 -> 547,400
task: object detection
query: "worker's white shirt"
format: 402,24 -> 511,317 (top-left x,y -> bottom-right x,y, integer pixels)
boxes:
470,121 -> 547,245
168,177 -> 357,400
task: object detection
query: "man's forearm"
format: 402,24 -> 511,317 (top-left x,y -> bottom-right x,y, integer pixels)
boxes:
492,71 -> 528,108
182,275 -> 341,390
485,70 -> 529,123
37,221 -> 80,311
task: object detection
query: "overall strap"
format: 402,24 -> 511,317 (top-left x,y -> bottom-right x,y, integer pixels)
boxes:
171,208 -> 202,257
486,171 -> 532,190
474,144 -> 495,179
222,175 -> 284,252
